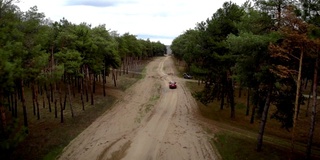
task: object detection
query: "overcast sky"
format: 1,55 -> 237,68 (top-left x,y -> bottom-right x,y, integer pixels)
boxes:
16,0 -> 248,45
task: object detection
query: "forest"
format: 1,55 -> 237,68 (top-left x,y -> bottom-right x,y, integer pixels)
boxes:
171,0 -> 320,159
0,0 -> 166,157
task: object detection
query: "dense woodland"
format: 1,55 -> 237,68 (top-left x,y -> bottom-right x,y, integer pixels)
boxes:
171,0 -> 320,159
0,0 -> 166,154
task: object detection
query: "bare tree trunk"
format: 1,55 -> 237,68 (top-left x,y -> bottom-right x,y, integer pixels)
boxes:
93,74 -> 96,93
220,89 -> 224,110
103,69 -> 106,97
14,90 -> 18,118
246,88 -> 250,116
68,83 -> 74,117
35,84 -> 40,120
306,56 -> 318,159
63,91 -> 67,110
256,84 -> 272,151
305,80 -> 313,117
112,69 -> 117,87
291,50 -> 304,155
227,76 -> 235,119
80,78 -> 85,111
54,99 -> 57,118
10,93 -> 14,117
0,103 -> 6,132
85,67 -> 89,102
50,83 -> 54,102
90,74 -> 94,105
46,85 -> 52,113
20,80 -> 29,133
32,84 -> 36,116
59,82 -> 64,123
42,96 -> 45,109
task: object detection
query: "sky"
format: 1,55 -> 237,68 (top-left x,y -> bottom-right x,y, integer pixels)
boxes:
16,0 -> 248,45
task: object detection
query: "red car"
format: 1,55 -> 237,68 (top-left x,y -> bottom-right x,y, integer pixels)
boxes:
169,81 -> 177,89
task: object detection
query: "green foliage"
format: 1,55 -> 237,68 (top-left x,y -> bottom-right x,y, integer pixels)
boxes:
0,119 -> 28,151
55,50 -> 82,75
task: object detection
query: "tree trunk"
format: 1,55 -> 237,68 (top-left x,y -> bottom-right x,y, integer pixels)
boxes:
246,88 -> 250,116
35,84 -> 40,120
306,56 -> 318,159
93,74 -> 96,94
42,96 -> 45,108
59,82 -> 64,123
256,84 -> 272,151
68,83 -> 74,117
80,78 -> 85,111
63,91 -> 67,110
45,85 -> 52,113
91,76 -> 94,106
20,80 -> 28,133
305,81 -> 313,117
103,69 -> 106,97
227,77 -> 235,119
10,93 -> 14,117
85,69 -> 89,102
0,103 -> 6,131
50,83 -> 54,102
32,84 -> 36,116
54,99 -> 57,118
14,91 -> 18,118
291,50 -> 304,154
220,88 -> 224,110
112,69 -> 117,87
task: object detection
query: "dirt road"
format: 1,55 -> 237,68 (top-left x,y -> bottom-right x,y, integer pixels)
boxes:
58,56 -> 220,160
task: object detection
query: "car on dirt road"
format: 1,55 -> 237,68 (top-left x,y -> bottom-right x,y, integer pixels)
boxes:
169,81 -> 177,89
183,73 -> 193,79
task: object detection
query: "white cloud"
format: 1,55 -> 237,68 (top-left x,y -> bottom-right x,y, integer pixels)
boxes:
16,0 -> 248,45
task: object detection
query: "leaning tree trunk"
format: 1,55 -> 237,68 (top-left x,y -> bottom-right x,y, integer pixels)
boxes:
291,50 -> 304,155
306,56 -> 318,159
256,84 -> 272,151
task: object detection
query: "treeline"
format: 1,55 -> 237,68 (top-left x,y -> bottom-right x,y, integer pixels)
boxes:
0,0 -> 166,139
171,0 -> 319,159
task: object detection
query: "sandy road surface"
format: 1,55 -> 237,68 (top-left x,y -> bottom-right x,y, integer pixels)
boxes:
58,56 -> 220,160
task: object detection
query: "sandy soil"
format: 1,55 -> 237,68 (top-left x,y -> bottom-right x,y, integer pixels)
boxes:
58,56 -> 220,160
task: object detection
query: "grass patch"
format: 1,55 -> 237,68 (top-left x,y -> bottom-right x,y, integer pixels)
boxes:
212,131 -> 310,160
135,83 -> 161,124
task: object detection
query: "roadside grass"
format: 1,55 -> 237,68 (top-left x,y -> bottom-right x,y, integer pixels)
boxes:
211,131 -> 307,160
2,61 -> 149,160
